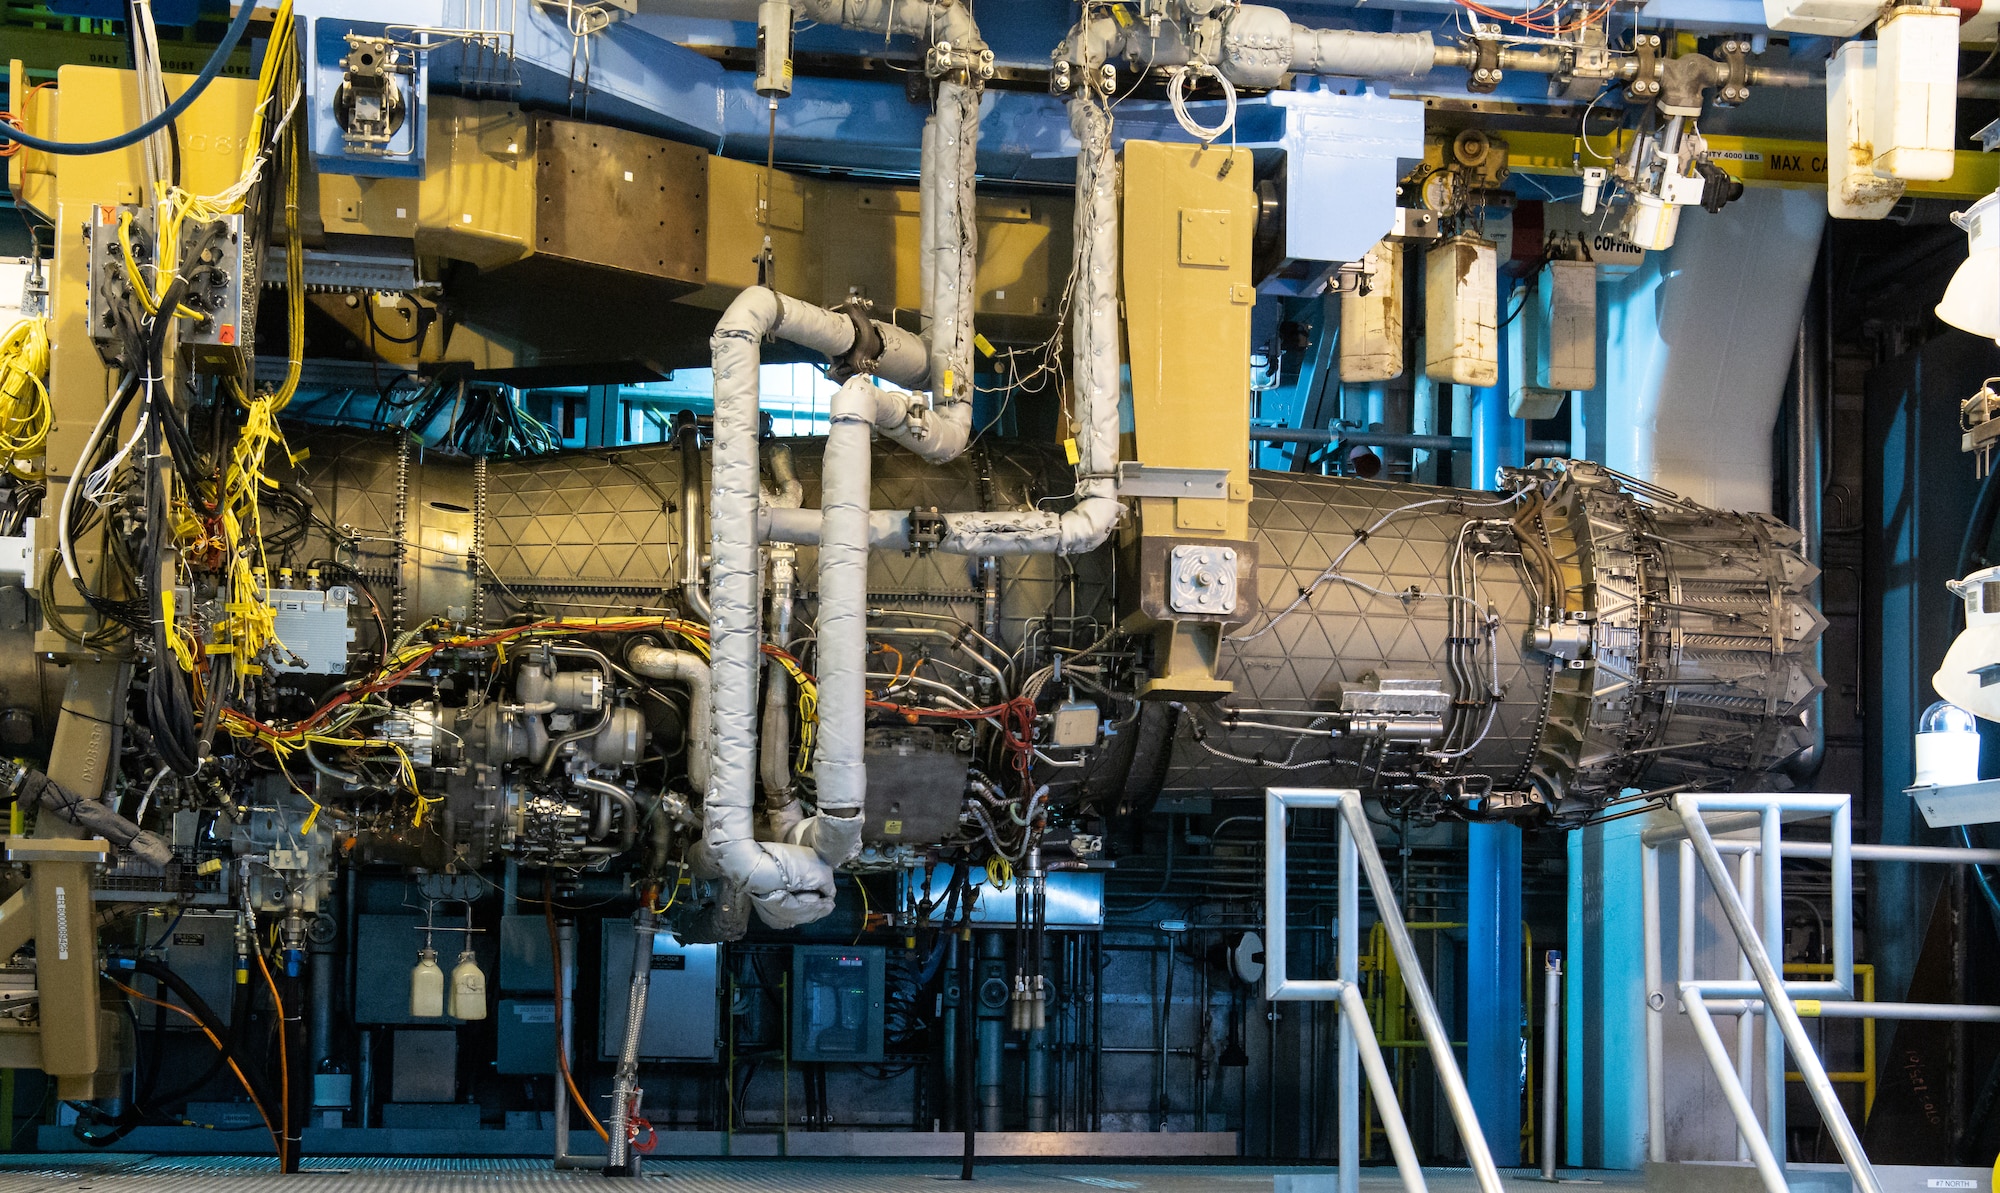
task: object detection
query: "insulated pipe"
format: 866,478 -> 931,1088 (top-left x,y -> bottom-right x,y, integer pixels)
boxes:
930,80 -> 980,410
802,375 -> 878,870
678,418 -> 710,623
635,0 -> 984,54
912,99 -> 1123,557
760,546 -> 800,834
704,286 -> 870,927
755,101 -> 1121,560
627,645 -> 714,812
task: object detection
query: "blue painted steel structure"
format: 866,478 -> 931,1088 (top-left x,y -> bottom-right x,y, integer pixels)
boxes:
1466,821 -> 1524,1167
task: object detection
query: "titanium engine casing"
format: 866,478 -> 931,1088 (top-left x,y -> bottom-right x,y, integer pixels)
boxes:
1173,460 -> 1825,817
283,434 -> 1822,823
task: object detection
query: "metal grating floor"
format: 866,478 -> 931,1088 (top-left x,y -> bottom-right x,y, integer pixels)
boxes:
0,1157 -> 1650,1193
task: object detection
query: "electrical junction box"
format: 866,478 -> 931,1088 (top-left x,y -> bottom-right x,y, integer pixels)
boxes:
598,922 -> 718,1061
137,912 -> 237,1029
268,586 -> 356,674
1050,700 -> 1103,748
495,1000 -> 557,1075
176,213 -> 251,376
790,946 -> 885,1063
1761,0 -> 1878,38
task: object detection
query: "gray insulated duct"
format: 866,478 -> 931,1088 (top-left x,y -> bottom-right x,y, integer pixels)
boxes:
285,436 -> 1821,824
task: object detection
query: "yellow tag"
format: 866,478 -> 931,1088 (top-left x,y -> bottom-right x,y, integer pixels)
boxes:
161,587 -> 176,625
941,368 -> 955,394
884,819 -> 903,835
289,447 -> 310,464
1111,4 -> 1133,25
205,643 -> 236,655
1063,438 -> 1080,465
239,663 -> 263,676
1796,1000 -> 1822,1017
973,333 -> 996,358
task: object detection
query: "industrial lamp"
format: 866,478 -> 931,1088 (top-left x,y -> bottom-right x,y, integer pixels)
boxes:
1937,189 -> 2000,344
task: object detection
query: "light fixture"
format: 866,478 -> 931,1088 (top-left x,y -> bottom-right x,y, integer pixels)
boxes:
1937,189 -> 2000,344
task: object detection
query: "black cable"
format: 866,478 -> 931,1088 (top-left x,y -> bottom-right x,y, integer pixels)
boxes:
115,956 -> 279,1116
0,0 -> 256,155
360,293 -> 423,344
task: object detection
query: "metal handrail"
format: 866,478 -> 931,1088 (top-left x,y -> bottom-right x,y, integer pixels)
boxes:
1673,795 -> 1879,1193
1265,788 -> 1504,1193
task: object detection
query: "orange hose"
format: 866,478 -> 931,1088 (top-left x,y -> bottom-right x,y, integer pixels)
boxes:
252,947 -> 292,1167
543,896 -> 609,1141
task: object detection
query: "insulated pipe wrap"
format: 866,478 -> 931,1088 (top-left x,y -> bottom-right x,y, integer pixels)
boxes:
704,288 -> 841,928
1287,24 -> 1439,79
929,81 -> 981,407
810,377 -> 877,867
626,644 -> 714,794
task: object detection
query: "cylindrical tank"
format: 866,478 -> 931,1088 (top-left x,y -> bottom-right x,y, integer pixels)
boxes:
283,433 -> 1821,822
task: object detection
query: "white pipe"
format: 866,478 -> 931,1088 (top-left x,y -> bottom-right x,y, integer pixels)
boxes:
625,644 -> 714,798
755,99 -> 1124,559
794,375 -> 879,870
634,0 -> 983,51
702,287 -> 860,928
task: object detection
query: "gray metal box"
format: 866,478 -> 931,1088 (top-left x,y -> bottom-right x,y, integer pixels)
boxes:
267,586 -> 355,674
498,915 -> 554,993
140,912 -> 237,1028
390,1030 -> 456,1103
495,999 -> 557,1075
789,946 -> 885,1063
597,922 -> 718,1062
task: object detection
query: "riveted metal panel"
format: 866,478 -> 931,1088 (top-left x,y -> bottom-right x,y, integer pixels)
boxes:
532,119 -> 706,287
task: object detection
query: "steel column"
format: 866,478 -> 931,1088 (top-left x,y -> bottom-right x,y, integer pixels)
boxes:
1467,821 -> 1523,1167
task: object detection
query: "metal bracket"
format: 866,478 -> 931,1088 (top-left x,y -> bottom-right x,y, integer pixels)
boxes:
266,247 -> 422,295
1909,777 -> 2000,828
1114,462 -> 1229,500
1388,207 -> 1442,242
4,837 -> 109,864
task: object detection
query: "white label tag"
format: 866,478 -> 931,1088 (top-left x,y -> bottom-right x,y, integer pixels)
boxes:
53,886 -> 68,961
1926,1181 -> 1977,1189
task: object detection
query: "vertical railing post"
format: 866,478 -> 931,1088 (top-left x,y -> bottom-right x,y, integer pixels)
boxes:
1338,812 -> 1360,1193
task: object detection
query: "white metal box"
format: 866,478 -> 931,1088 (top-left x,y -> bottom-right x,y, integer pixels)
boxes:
1423,234 -> 1498,387
1534,259 -> 1597,392
1761,0 -> 1877,38
1827,41 -> 1907,220
1874,6 -> 1960,182
1339,240 -> 1403,382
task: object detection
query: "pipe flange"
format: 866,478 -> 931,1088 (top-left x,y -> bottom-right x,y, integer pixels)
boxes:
1712,39 -> 1751,107
1467,36 -> 1502,93
1628,34 -> 1661,101
827,300 -> 884,382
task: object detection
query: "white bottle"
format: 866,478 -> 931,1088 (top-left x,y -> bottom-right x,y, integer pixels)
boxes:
449,949 -> 488,1021
409,947 -> 445,1018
